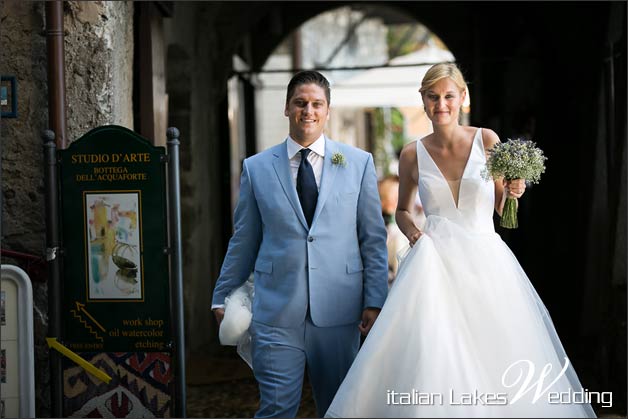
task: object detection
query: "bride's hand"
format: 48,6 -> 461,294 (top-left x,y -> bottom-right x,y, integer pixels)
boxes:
504,179 -> 526,199
407,229 -> 423,247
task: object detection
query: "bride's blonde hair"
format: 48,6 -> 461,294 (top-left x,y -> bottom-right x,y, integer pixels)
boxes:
419,63 -> 467,94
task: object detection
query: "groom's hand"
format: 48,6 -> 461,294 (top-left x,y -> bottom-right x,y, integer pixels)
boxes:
213,308 -> 225,327
359,308 -> 381,336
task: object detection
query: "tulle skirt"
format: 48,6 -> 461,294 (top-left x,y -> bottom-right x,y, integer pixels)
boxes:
325,215 -> 596,418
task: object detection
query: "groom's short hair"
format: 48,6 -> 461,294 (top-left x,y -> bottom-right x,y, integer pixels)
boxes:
286,71 -> 331,105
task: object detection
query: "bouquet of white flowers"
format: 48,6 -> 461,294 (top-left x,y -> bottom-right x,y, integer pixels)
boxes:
481,138 -> 547,229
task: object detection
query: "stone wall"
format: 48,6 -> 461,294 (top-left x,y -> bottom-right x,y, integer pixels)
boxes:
164,3 -> 227,355
64,1 -> 134,136
1,0 -> 48,255
0,1 -> 134,415
1,1 -> 49,414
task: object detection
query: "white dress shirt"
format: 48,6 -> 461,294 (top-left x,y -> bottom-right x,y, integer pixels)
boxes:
212,135 -> 326,311
286,134 -> 325,190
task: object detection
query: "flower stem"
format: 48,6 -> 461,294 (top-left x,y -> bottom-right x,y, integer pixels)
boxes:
500,197 -> 519,229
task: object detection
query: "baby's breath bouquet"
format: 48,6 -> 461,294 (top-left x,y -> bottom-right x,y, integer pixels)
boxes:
481,138 -> 547,229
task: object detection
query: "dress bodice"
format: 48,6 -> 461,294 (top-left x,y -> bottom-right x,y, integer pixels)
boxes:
417,128 -> 495,233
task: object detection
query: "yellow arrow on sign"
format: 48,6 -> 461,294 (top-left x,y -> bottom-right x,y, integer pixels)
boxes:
46,337 -> 112,384
75,301 -> 107,333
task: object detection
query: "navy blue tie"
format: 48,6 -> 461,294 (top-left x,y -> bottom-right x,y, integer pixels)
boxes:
297,148 -> 318,227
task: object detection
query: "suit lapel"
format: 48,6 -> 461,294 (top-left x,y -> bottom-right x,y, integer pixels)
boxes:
311,137 -> 338,228
272,141 -> 309,231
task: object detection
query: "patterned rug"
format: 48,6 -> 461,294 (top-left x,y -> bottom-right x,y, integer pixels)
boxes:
63,352 -> 174,418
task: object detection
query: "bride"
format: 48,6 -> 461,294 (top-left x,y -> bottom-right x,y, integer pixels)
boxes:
325,63 -> 596,418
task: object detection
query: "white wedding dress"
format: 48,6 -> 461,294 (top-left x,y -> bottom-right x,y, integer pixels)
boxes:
325,129 -> 596,418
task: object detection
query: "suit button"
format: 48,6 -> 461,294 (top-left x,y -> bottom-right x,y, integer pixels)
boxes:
308,236 -> 314,242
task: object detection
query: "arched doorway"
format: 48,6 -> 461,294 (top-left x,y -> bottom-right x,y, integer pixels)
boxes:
238,5 -> 470,174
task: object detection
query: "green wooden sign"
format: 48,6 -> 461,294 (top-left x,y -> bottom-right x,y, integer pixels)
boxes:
58,125 -> 171,352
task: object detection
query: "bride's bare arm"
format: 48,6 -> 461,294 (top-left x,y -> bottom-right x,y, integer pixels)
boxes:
396,142 -> 422,246
482,129 -> 508,216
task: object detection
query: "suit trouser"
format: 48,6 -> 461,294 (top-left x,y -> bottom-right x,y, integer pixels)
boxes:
250,314 -> 360,418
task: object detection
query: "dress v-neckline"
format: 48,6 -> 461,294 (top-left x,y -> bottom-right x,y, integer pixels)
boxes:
419,128 -> 479,209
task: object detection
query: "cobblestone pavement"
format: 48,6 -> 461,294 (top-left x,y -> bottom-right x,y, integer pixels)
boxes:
186,348 -> 316,418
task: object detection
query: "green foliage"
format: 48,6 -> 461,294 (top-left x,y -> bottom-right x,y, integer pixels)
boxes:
387,25 -> 420,59
390,108 -> 406,156
372,108 -> 390,176
371,107 -> 411,176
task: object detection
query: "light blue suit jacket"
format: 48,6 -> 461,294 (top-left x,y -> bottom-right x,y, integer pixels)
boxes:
212,137 -> 388,328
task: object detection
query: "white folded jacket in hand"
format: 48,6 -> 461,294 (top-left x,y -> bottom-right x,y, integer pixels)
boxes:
219,277 -> 254,346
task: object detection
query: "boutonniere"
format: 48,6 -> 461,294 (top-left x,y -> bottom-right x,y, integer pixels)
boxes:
331,152 -> 347,167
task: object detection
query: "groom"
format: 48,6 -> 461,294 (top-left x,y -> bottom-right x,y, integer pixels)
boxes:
212,70 -> 388,418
